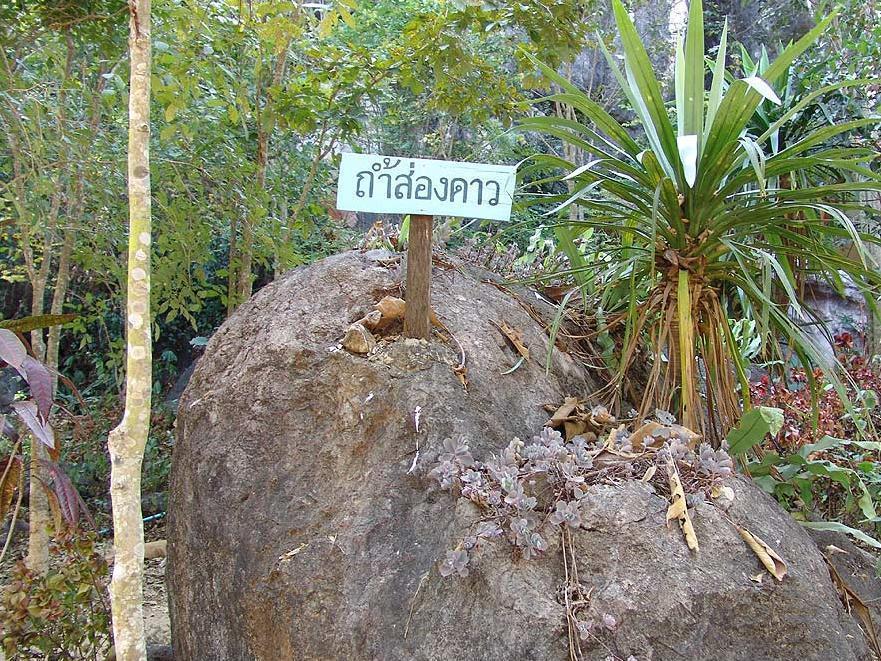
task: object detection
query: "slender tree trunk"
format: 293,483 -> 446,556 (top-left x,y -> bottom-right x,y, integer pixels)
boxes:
45,230 -> 74,385
235,46 -> 289,303
25,229 -> 51,569
236,211 -> 253,301
863,195 -> 881,355
277,131 -> 333,278
236,131 -> 265,302
25,288 -> 51,573
46,66 -> 107,385
273,196 -> 288,279
23,194 -> 60,573
21,34 -> 75,574
108,2 -> 152,658
227,211 -> 239,317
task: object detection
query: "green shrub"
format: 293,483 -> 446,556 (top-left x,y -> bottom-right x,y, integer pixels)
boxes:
0,530 -> 111,660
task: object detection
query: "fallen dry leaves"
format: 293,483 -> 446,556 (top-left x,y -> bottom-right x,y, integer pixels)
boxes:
543,398 -> 616,442
736,526 -> 787,582
665,456 -> 699,553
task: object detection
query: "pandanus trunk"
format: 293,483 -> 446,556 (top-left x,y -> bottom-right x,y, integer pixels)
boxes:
652,271 -> 740,444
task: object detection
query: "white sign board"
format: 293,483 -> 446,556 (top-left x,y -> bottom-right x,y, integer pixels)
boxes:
336,153 -> 516,222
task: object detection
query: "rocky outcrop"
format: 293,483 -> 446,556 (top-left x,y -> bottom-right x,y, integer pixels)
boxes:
168,250 -> 868,660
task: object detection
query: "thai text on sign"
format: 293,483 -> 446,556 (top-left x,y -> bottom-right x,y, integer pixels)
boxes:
336,153 -> 517,222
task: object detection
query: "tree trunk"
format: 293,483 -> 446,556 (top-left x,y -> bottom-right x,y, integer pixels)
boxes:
227,211 -> 239,317
45,229 -> 75,388
20,33 -> 75,574
25,218 -> 53,574
273,196 -> 288,280
25,282 -> 51,573
46,72 -> 104,385
108,2 -> 152,658
235,46 -> 289,302
862,191 -> 881,355
236,131 -> 264,303
277,133 -> 333,277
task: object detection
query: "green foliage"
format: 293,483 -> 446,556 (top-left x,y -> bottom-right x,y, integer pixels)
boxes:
1,0 -> 598,393
750,435 -> 881,541
801,520 -> 881,549
725,406 -> 784,455
61,403 -> 175,516
0,530 -> 111,660
799,0 -> 881,117
740,342 -> 881,543
521,0 -> 881,440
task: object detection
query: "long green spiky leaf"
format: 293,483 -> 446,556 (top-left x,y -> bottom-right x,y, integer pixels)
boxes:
757,78 -> 881,145
700,14 -> 836,196
774,118 -> 881,160
518,113 -> 624,160
607,1 -> 681,184
683,0 -> 705,142
520,52 -> 642,155
704,19 -> 728,143
675,35 -> 686,137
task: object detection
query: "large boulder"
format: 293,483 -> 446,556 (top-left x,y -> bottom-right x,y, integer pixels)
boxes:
168,250 -> 868,660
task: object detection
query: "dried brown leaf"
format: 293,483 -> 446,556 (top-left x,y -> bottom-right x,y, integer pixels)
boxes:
342,323 -> 376,355
45,486 -> 64,533
373,296 -> 406,329
826,557 -> 881,658
145,540 -> 167,559
588,405 -> 615,427
358,309 -> 383,330
541,285 -> 573,302
710,484 -> 735,511
453,365 -> 468,391
737,526 -> 787,581
546,397 -> 580,428
671,424 -> 702,448
666,458 -> 699,552
563,420 -> 586,441
627,421 -> 667,451
494,320 -> 530,360
0,456 -> 21,523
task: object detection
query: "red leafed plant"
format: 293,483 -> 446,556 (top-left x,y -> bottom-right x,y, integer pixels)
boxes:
750,332 -> 881,449
0,324 -> 92,563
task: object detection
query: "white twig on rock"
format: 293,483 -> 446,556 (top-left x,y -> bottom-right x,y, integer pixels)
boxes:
408,406 -> 423,474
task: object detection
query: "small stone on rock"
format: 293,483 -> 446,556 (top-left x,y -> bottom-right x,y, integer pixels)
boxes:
359,309 -> 383,330
343,323 -> 376,354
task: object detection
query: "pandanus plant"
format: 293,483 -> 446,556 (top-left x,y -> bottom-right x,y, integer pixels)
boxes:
520,0 -> 881,442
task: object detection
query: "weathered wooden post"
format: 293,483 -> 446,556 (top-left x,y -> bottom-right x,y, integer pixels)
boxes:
337,154 -> 516,341
403,214 -> 433,339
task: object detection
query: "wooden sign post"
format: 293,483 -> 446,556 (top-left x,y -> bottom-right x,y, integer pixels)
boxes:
337,154 -> 516,340
402,214 -> 434,338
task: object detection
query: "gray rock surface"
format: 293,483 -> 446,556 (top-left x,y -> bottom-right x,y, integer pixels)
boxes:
797,275 -> 870,362
168,250 -> 868,660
